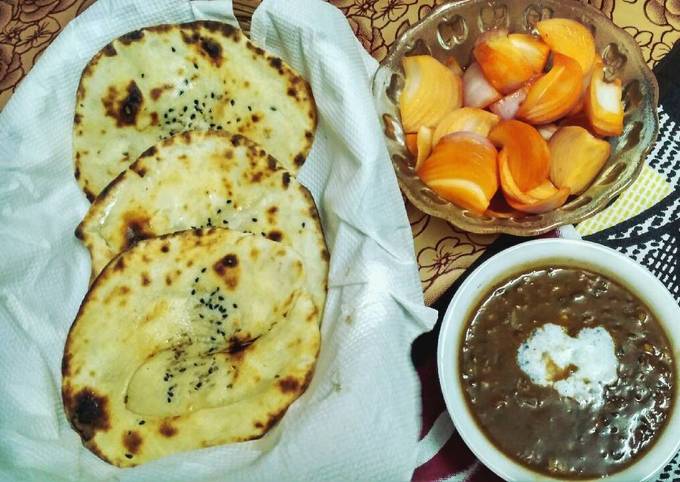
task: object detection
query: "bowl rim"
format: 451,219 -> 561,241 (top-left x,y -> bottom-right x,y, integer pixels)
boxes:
437,239 -> 680,481
372,0 -> 660,236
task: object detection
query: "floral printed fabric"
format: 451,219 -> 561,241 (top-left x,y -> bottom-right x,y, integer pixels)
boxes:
0,0 -> 94,103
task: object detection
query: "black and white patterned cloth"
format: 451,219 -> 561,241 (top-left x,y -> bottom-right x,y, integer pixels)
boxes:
587,107 -> 679,301
585,44 -> 680,482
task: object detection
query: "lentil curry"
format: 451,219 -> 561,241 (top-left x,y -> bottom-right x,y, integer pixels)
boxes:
460,266 -> 675,479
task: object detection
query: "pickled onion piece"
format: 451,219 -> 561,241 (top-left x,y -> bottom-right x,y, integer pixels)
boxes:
473,29 -> 535,94
415,126 -> 433,171
399,55 -> 463,132
489,86 -> 529,120
489,120 -> 550,192
516,53 -> 583,125
432,107 -> 500,144
537,18 -> 596,75
417,132 -> 498,213
405,133 -> 418,156
463,62 -> 502,108
585,62 -> 624,136
549,126 -> 611,194
498,151 -> 569,213
508,33 -> 550,74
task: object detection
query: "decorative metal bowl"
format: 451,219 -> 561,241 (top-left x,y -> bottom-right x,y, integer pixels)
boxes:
372,0 -> 659,236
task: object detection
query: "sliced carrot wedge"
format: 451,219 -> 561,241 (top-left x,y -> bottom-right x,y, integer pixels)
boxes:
416,126 -> 433,171
508,33 -> 550,74
463,62 -> 502,108
488,120 -> 550,192
432,107 -> 500,144
585,62 -> 624,136
549,126 -> 611,194
473,30 -> 535,94
516,53 -> 583,125
405,133 -> 418,156
399,55 -> 463,132
537,18 -> 596,75
417,132 -> 498,213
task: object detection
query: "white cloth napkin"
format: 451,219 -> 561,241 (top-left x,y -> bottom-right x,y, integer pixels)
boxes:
0,0 -> 437,480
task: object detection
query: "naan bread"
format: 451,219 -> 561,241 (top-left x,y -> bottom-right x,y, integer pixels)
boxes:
62,229 -> 320,467
74,21 -> 316,200
77,131 -> 328,313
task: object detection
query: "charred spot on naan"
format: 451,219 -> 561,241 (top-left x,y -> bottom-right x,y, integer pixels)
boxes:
61,351 -> 72,377
63,386 -> 111,441
213,253 -> 240,290
149,84 -> 174,101
268,57 -> 284,75
139,145 -> 157,159
122,430 -> 143,455
102,43 -> 117,57
159,420 -> 178,437
267,230 -> 283,242
119,29 -> 144,45
113,257 -> 126,272
102,80 -> 143,127
227,334 -> 257,355
177,20 -> 240,42
84,186 -> 96,203
278,376 -> 303,393
121,213 -> 153,250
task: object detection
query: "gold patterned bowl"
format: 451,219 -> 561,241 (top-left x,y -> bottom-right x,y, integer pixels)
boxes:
372,0 -> 659,236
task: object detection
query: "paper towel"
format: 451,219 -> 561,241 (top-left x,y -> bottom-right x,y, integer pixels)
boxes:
0,0 -> 437,480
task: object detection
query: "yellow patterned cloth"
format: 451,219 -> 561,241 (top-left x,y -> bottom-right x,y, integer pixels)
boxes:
577,163 -> 673,236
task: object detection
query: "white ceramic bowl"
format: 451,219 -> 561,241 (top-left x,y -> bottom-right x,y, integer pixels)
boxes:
437,239 -> 680,481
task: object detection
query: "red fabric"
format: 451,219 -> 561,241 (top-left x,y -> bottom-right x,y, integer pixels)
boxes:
412,331 -> 503,481
415,341 -> 446,439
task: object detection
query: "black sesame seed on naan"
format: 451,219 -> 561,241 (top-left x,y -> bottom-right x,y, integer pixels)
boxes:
73,21 -> 316,201
78,131 -> 327,314
62,229 -> 320,467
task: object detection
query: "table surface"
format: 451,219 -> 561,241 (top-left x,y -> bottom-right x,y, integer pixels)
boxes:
2,1 -> 679,481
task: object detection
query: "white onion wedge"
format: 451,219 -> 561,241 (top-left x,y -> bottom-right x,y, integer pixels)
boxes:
415,126 -> 433,171
537,123 -> 559,141
463,62 -> 501,109
399,55 -> 463,132
489,86 -> 528,120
